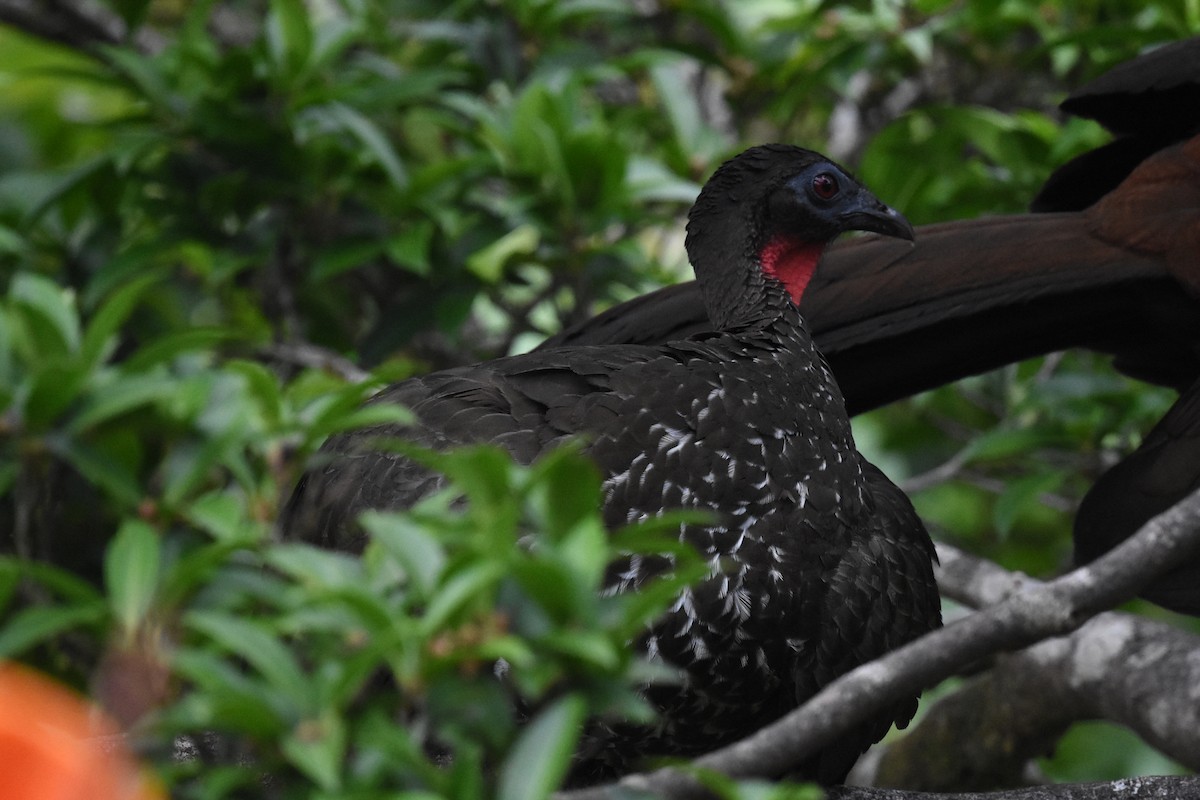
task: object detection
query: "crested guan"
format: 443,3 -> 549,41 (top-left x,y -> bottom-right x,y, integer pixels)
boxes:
541,135 -> 1200,412
283,145 -> 942,785
541,40 -> 1200,616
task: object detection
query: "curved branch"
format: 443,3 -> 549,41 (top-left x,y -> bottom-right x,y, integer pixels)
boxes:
556,486 -> 1200,800
873,610 -> 1200,788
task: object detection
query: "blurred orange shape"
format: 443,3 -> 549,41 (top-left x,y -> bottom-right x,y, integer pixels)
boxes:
0,662 -> 163,800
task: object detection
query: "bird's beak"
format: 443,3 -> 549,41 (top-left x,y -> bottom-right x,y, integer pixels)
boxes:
839,200 -> 915,242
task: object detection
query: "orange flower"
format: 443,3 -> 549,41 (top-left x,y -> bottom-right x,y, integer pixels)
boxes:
0,662 -> 163,800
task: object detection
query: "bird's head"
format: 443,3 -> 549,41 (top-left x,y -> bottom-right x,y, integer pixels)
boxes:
686,145 -> 913,329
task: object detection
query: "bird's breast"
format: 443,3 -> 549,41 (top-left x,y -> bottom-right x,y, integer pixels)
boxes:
594,347 -> 868,593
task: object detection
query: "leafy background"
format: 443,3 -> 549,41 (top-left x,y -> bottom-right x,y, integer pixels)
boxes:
0,0 -> 1196,796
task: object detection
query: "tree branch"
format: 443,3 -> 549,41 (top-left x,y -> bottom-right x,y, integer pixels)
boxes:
258,342 -> 371,383
872,610 -> 1200,788
824,777 -> 1200,800
556,486 -> 1200,799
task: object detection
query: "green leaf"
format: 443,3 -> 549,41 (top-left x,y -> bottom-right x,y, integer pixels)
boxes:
23,155 -> 114,226
627,156 -> 701,203
496,695 -> 586,800
420,561 -> 506,635
324,102 -> 409,190
170,650 -> 291,737
385,222 -> 434,277
994,470 -> 1067,537
466,224 -> 539,283
432,445 -> 516,514
184,491 -> 255,543
512,557 -> 587,622
309,13 -> 363,71
0,224 -> 28,256
360,511 -> 447,596
544,0 -> 633,23
109,0 -> 152,28
105,519 -> 161,635
0,603 -> 106,658
649,56 -> 711,155
22,362 -> 89,429
282,712 -> 346,791
1,558 -> 104,605
98,45 -> 177,112
9,272 -> 81,356
542,629 -> 620,671
161,432 -> 238,508
122,328 -> 238,372
226,360 -> 285,425
962,427 -> 1054,463
157,541 -> 253,610
562,128 -> 627,214
50,436 -> 143,506
80,274 -> 160,368
266,543 -> 365,590
67,372 -> 178,433
475,633 -> 536,671
0,308 -> 14,391
557,518 -> 609,592
311,238 -> 385,282
528,445 -> 602,536
267,0 -> 314,74
186,611 -> 312,712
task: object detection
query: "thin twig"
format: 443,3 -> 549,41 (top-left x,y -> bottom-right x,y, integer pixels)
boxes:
259,342 -> 370,383
899,447 -> 972,493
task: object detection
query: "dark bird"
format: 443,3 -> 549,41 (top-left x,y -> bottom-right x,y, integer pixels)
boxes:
540,40 -> 1200,616
1045,39 -> 1200,614
1074,376 -> 1200,615
283,145 -> 941,784
540,198 -> 1200,416
1031,36 -> 1200,214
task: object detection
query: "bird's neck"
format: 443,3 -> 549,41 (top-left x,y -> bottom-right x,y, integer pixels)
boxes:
694,230 -> 827,332
759,235 -> 824,305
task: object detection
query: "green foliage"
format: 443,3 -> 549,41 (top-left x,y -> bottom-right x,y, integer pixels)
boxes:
855,352 -> 1177,580
1042,721 -> 1190,782
11,437 -> 706,798
0,0 -> 1193,795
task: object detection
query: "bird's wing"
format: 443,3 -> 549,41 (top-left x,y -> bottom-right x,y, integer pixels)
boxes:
1075,377 -> 1200,615
279,346 -> 662,548
794,458 -> 941,783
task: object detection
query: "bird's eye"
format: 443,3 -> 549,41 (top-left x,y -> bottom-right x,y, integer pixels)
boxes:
811,173 -> 839,200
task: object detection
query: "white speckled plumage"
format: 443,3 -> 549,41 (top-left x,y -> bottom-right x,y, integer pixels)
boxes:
282,145 -> 940,787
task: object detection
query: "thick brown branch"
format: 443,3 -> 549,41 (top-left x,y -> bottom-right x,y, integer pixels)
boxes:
557,487 -> 1200,800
